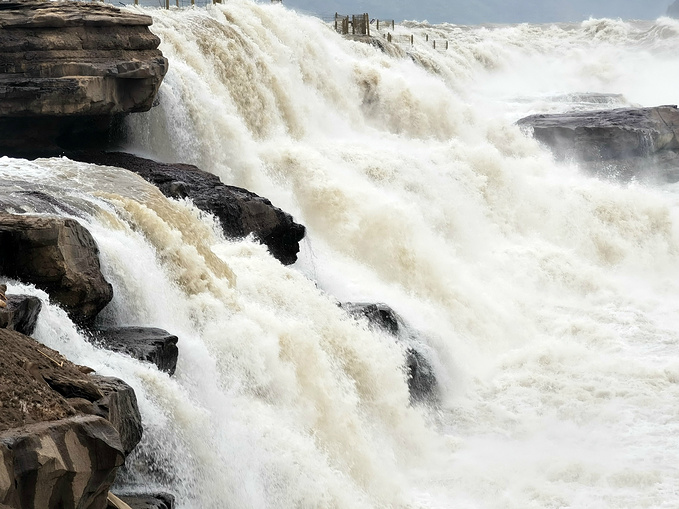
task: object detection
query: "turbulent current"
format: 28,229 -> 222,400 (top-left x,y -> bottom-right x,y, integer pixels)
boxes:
4,1 -> 679,507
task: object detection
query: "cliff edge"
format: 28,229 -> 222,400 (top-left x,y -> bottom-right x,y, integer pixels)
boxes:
0,0 -> 168,154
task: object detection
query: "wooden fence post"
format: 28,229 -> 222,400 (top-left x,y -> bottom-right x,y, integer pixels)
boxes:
433,40 -> 436,49
387,32 -> 392,43
365,13 -> 370,36
165,0 -> 169,8
446,41 -> 449,50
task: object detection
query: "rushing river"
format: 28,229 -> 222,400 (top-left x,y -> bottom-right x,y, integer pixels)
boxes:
4,2 -> 679,507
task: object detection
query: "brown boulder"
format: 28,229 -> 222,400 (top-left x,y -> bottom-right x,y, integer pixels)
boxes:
0,294 -> 42,336
0,415 -> 124,509
0,214 -> 113,323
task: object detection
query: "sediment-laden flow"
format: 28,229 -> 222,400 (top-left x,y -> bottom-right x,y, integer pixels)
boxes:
5,2 -> 679,507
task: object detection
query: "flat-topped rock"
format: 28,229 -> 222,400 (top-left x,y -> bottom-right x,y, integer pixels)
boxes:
517,105 -> 679,161
0,0 -> 168,153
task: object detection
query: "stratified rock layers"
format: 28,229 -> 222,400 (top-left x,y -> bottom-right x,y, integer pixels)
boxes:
0,0 -> 168,152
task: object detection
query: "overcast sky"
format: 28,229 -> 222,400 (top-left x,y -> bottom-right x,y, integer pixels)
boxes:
279,0 -> 674,24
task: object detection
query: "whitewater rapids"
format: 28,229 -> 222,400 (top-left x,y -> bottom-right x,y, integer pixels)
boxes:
5,1 -> 679,507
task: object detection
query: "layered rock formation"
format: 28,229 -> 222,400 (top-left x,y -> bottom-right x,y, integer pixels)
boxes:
0,0 -> 168,154
0,214 -> 113,323
518,105 -> 679,180
71,152 -> 307,265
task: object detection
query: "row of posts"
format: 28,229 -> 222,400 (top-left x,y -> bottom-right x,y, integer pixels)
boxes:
333,13 -> 395,36
385,33 -> 449,49
152,0 -> 223,8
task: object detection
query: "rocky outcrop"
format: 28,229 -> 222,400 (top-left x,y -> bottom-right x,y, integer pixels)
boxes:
0,415 -> 125,509
92,327 -> 179,376
668,0 -> 679,17
71,152 -> 307,265
0,328 -> 143,508
0,0 -> 168,154
0,214 -> 113,323
341,302 -> 438,402
0,294 -> 42,335
518,105 -> 679,180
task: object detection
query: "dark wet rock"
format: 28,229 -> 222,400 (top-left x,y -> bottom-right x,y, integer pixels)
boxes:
0,294 -> 42,335
0,214 -> 113,324
341,302 -> 400,336
518,105 -> 679,161
0,0 -> 168,155
112,493 -> 175,509
0,415 -> 125,509
518,105 -> 679,181
92,327 -> 179,376
88,376 -> 143,458
69,152 -> 306,265
341,302 -> 438,402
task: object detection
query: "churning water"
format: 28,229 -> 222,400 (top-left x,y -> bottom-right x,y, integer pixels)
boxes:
4,1 -> 679,507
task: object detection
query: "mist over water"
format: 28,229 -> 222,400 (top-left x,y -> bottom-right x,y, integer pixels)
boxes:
6,1 -> 679,507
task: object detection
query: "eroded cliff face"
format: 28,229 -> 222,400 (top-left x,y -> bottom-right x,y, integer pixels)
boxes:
0,0 -> 168,154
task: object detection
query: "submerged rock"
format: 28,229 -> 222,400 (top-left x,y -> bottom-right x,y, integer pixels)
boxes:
0,214 -> 113,323
92,327 -> 179,376
70,152 -> 306,265
341,302 -> 438,402
0,0 -> 168,154
0,294 -> 42,335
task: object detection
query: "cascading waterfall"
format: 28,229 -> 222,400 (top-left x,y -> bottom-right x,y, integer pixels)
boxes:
4,1 -> 679,507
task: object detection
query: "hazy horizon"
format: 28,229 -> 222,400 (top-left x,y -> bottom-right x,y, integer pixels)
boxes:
277,0 -> 674,25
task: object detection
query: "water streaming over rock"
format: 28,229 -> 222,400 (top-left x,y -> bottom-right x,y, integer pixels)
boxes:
4,2 -> 679,507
